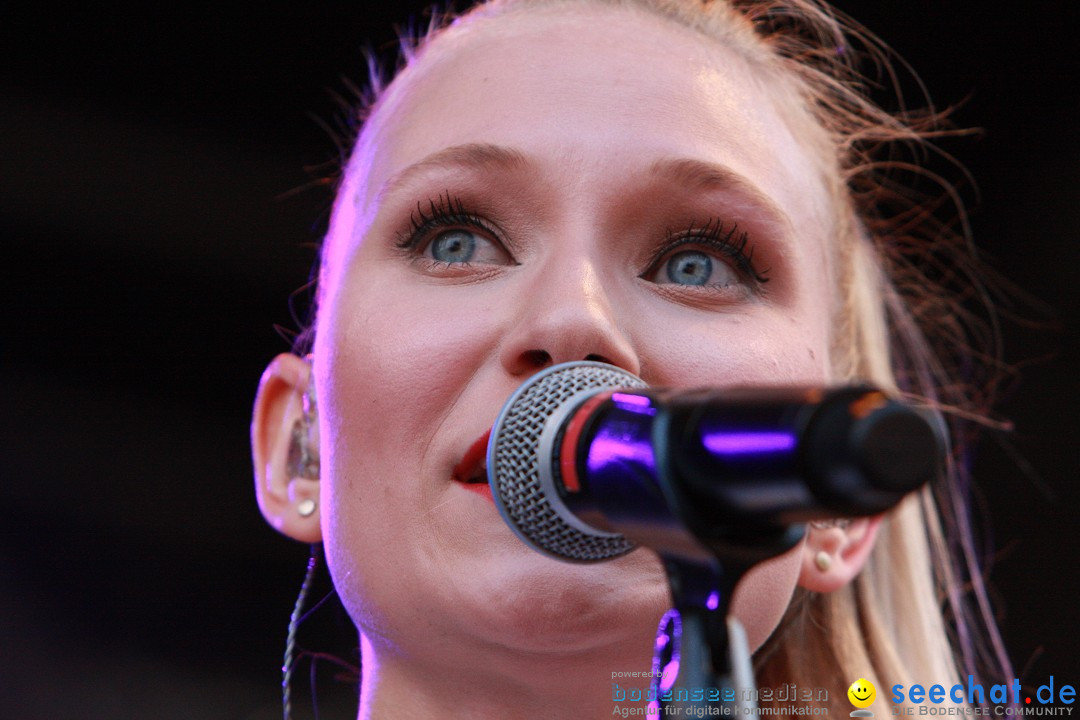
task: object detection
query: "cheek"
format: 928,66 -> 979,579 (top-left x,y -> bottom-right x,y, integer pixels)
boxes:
317,273 -> 505,451
312,273 -> 510,613
729,539 -> 804,651
634,307 -> 832,388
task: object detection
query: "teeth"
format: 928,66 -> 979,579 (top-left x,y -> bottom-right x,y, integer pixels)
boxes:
469,459 -> 488,484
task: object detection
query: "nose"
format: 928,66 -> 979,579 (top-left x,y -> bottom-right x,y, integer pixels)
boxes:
498,257 -> 640,376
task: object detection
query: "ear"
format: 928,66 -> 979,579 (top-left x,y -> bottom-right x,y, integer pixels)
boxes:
797,516 -> 882,593
251,353 -> 322,543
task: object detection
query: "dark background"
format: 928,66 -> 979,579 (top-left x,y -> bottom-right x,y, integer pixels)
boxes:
2,2 -> 1077,718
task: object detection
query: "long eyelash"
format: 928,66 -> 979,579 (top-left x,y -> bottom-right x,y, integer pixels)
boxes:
653,219 -> 770,285
394,191 -> 497,251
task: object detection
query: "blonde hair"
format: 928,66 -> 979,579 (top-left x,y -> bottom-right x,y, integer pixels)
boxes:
310,0 -> 1012,710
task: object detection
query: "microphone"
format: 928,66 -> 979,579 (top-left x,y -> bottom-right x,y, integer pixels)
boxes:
487,361 -> 944,564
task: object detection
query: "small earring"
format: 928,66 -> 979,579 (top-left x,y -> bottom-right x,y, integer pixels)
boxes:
814,551 -> 833,572
297,499 -> 317,517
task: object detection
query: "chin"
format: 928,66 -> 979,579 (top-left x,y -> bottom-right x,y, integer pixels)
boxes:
449,544 -> 671,657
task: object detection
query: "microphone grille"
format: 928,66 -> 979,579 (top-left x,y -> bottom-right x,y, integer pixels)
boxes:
488,361 -> 646,562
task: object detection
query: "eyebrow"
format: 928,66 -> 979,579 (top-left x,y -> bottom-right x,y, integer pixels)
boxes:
648,157 -> 793,233
375,143 -> 792,232
375,143 -> 530,203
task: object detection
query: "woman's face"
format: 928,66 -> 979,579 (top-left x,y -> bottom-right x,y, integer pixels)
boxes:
314,5 -> 836,669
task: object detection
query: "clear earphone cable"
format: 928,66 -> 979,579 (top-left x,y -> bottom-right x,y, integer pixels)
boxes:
283,544 -> 320,720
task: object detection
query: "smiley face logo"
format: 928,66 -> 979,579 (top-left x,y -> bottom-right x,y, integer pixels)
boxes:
848,678 -> 876,709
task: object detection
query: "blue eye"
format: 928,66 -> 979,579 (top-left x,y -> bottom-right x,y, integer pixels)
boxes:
654,249 -> 738,288
419,228 -> 512,266
666,251 -> 712,286
429,231 -> 477,263
400,193 -> 514,269
644,220 -> 768,292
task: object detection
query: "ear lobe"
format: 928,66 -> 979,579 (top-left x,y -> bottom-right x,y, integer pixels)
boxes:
797,516 -> 882,593
251,353 -> 322,543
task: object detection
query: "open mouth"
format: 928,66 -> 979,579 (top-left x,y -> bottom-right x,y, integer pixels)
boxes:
452,428 -> 493,497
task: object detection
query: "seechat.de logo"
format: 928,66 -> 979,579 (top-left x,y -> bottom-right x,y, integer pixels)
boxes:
891,676 -> 1075,716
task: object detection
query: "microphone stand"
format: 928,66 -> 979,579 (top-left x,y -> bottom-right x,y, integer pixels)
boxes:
649,530 -> 801,717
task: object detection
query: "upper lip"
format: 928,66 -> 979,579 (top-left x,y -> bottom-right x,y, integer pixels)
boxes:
452,428 -> 492,484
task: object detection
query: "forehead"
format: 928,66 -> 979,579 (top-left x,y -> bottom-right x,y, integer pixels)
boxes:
328,3 -> 832,267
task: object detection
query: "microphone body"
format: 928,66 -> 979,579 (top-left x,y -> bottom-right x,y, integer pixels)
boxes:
488,362 -> 943,564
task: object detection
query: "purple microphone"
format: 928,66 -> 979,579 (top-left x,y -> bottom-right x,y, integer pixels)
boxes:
487,361 -> 943,564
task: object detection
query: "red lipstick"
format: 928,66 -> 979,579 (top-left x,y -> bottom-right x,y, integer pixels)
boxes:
452,428 -> 493,501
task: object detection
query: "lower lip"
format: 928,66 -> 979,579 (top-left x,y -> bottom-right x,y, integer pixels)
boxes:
461,481 -> 494,501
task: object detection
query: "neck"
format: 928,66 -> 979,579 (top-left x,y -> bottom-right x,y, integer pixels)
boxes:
356,630 -> 659,720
